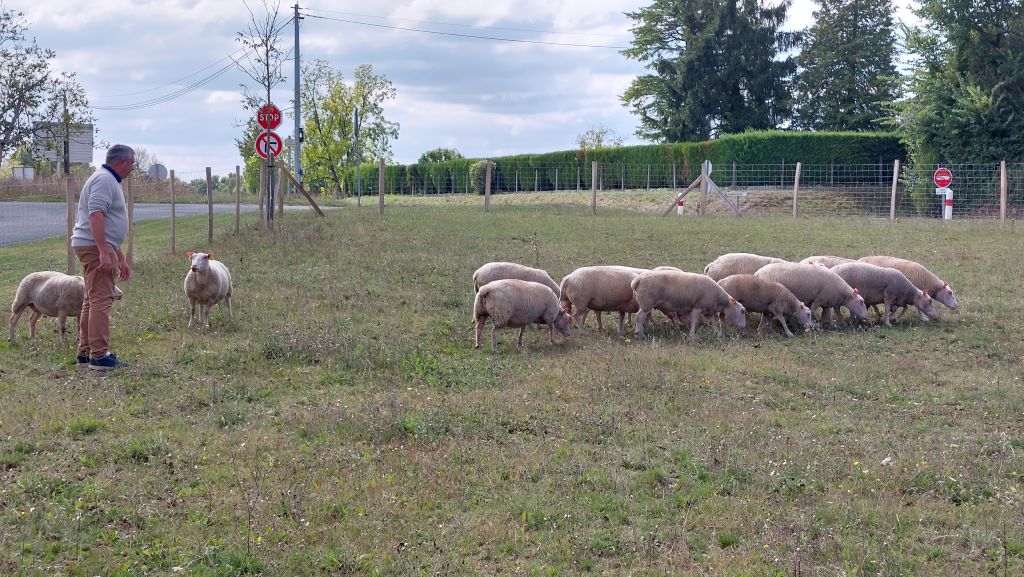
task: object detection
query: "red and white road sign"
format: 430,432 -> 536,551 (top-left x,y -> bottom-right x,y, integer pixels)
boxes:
257,103 -> 283,130
933,167 -> 953,188
255,131 -> 283,159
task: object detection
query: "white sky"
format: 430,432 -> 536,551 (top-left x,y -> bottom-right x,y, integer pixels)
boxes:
5,0 -> 918,174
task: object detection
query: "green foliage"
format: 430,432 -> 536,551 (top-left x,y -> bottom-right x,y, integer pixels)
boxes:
0,8 -> 93,166
418,147 -> 463,164
299,60 -> 399,195
373,132 -> 904,195
898,0 -> 1024,164
621,0 -> 798,141
794,0 -> 900,131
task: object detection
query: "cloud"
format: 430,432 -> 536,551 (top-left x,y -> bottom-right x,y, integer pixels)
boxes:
205,90 -> 242,105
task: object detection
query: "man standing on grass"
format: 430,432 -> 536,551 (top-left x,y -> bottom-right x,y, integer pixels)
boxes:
71,144 -> 134,371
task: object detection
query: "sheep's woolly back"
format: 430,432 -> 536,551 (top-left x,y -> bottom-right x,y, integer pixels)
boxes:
473,262 -> 560,295
559,266 -> 646,314
831,262 -> 920,307
184,254 -> 232,305
632,270 -> 734,313
11,271 -> 85,317
755,262 -> 856,309
717,274 -> 804,317
703,253 -> 788,281
474,279 -> 561,328
799,255 -> 855,268
857,256 -> 944,293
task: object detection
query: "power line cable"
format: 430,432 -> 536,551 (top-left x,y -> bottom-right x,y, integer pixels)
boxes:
301,7 -> 630,40
301,13 -> 627,49
92,17 -> 294,111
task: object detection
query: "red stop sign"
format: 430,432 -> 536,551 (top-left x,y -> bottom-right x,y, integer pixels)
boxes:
933,167 -> 953,188
257,103 -> 282,130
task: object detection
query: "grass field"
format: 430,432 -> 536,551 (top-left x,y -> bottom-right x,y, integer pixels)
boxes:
1,199 -> 1022,576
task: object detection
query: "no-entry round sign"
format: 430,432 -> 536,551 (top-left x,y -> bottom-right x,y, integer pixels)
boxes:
933,167 -> 953,188
257,103 -> 283,130
255,131 -> 283,159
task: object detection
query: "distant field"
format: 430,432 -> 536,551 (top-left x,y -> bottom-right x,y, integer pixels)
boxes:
1,202 -> 1022,576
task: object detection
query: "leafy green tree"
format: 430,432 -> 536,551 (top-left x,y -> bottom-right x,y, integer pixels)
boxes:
300,60 -> 399,194
898,0 -> 1024,164
1,8 -> 93,166
793,0 -> 900,131
621,0 -> 798,142
418,148 -> 463,164
576,125 -> 625,150
236,119 -> 261,194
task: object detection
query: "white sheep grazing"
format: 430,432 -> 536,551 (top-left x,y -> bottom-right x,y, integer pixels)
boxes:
799,255 -> 855,268
184,251 -> 233,329
703,253 -> 789,281
474,279 -> 572,351
717,274 -> 813,337
857,256 -> 959,310
832,262 -> 936,326
631,270 -> 747,339
755,262 -> 869,326
559,265 -> 648,336
472,262 -> 560,295
9,271 -> 123,344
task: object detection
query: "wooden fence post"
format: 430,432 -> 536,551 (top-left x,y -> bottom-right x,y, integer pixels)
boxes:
379,158 -> 386,214
126,175 -> 134,266
66,176 -> 75,275
206,167 -> 213,244
258,163 -> 265,228
591,162 -> 598,215
484,161 -> 492,212
699,160 -> 709,215
277,165 -> 285,217
234,165 -> 241,235
1001,160 -> 1008,223
170,170 -> 176,254
791,162 -> 801,219
890,160 -> 900,222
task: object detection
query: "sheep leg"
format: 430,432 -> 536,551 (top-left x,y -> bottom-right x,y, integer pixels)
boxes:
595,311 -> 604,332
634,309 -> 649,338
892,305 -> 909,322
474,316 -> 486,348
773,313 -> 794,337
225,294 -> 232,319
572,309 -> 589,335
687,309 -> 702,340
617,312 -> 626,337
202,304 -> 212,329
517,326 -> 526,349
548,323 -> 555,343
28,307 -> 42,339
491,325 -> 500,351
8,305 -> 26,341
188,299 -> 197,329
58,312 -> 68,345
755,314 -> 768,336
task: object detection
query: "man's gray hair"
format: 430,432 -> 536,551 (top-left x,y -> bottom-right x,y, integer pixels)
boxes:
106,144 -> 135,165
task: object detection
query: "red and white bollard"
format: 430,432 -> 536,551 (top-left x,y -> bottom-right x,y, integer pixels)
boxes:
936,186 -> 953,220
676,199 -> 685,216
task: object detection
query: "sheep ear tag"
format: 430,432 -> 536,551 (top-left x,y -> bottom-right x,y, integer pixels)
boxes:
853,288 -> 860,295
187,251 -> 194,258
729,298 -> 737,304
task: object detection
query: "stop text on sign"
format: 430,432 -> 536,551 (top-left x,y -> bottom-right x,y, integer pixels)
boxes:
257,103 -> 282,130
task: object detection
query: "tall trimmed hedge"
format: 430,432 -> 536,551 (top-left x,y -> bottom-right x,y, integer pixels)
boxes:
331,131 -> 907,195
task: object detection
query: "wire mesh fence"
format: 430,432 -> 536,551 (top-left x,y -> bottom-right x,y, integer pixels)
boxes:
3,161 -> 1022,250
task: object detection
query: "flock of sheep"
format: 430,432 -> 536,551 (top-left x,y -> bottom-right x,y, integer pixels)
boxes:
9,248 -> 958,357
8,251 -> 234,345
472,253 -> 959,351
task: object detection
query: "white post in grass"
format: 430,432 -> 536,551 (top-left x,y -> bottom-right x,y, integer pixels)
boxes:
890,159 -> 900,222
791,162 -> 801,219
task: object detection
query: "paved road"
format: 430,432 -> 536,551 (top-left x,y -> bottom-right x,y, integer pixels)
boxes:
1,202 -> 271,247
